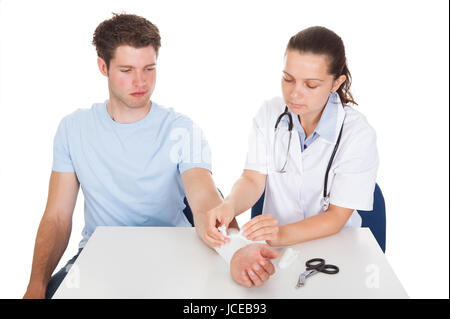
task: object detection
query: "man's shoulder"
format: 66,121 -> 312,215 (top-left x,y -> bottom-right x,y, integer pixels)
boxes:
153,102 -> 196,129
59,102 -> 103,126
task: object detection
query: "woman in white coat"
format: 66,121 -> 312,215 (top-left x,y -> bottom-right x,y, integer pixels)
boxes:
198,26 -> 379,285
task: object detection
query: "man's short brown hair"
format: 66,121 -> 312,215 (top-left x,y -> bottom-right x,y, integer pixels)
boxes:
92,13 -> 161,69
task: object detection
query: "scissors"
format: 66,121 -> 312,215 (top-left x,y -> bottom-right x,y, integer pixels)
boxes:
296,258 -> 339,288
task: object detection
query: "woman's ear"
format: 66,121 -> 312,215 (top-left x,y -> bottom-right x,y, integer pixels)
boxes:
331,74 -> 347,93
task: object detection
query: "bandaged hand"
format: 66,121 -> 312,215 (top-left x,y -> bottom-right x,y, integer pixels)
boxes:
214,228 -> 278,288
230,244 -> 278,288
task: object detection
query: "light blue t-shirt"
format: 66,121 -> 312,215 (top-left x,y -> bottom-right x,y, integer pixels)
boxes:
52,100 -> 212,248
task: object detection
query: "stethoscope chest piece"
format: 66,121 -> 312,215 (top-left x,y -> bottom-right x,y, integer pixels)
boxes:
320,195 -> 330,212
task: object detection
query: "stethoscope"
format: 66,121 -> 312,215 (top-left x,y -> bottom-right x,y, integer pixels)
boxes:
274,105 -> 344,212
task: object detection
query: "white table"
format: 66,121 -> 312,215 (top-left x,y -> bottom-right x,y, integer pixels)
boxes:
53,226 -> 408,299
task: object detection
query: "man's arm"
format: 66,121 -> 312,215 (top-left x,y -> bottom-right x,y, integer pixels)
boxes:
23,171 -> 80,299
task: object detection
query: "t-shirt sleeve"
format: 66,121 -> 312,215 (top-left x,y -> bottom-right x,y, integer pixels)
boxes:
171,117 -> 212,174
244,104 -> 269,174
329,125 -> 379,211
52,116 -> 75,172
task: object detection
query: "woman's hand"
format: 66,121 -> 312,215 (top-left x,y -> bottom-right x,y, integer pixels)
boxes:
195,201 -> 236,248
241,214 -> 281,246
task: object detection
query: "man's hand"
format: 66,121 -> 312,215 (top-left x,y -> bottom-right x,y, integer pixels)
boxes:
230,243 -> 278,288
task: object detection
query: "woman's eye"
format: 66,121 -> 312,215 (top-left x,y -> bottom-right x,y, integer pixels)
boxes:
283,77 -> 293,83
307,84 -> 318,89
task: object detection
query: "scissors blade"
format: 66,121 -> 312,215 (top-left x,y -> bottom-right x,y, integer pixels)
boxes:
295,271 -> 309,288
295,269 -> 317,288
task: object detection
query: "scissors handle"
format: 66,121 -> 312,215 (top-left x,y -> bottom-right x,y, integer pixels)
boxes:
319,264 -> 339,274
306,258 -> 339,274
305,258 -> 325,269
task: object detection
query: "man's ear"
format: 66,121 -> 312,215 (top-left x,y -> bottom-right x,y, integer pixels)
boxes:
97,57 -> 108,77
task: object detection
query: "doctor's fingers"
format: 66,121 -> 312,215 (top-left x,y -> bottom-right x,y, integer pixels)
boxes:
205,230 -> 228,247
242,215 -> 278,233
247,227 -> 279,241
207,214 -> 229,242
243,219 -> 278,239
202,229 -> 227,247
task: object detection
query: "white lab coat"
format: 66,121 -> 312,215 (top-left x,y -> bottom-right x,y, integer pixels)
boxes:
244,95 -> 379,228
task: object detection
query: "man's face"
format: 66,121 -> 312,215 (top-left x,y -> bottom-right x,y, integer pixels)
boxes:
98,45 -> 157,109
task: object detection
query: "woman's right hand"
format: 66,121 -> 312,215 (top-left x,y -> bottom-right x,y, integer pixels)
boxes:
196,201 -> 236,248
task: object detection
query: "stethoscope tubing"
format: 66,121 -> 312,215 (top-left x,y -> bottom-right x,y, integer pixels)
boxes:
274,105 -> 344,206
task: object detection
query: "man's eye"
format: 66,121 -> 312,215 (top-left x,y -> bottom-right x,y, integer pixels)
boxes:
121,70 -> 131,73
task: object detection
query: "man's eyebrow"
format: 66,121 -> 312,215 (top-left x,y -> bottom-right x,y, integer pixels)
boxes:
282,70 -> 324,82
117,63 -> 156,68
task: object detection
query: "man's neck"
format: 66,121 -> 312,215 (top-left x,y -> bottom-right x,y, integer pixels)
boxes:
107,97 -> 152,124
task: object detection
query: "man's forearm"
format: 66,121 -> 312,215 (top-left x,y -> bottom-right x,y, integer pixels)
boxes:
27,214 -> 72,289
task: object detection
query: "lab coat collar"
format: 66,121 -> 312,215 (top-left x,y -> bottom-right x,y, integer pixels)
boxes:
315,93 -> 340,143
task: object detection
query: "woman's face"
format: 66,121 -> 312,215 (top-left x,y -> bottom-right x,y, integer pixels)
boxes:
281,50 -> 345,120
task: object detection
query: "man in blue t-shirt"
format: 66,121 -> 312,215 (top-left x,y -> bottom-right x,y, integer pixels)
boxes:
23,13 -> 277,299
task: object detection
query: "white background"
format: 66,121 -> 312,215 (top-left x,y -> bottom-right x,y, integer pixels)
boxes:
0,0 -> 448,299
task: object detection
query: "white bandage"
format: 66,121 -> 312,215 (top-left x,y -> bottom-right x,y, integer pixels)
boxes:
214,227 -> 265,264
278,247 -> 299,269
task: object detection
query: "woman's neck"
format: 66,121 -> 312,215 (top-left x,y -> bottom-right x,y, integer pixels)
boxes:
299,109 -> 323,139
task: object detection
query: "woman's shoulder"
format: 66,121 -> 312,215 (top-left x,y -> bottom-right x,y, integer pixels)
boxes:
342,104 -> 377,141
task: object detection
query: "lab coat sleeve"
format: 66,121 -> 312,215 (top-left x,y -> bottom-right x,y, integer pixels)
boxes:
329,125 -> 379,211
244,103 -> 270,174
52,115 -> 75,173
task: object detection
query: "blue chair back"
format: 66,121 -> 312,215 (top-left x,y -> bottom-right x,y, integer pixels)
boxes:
358,184 -> 386,252
183,196 -> 194,227
251,183 -> 386,253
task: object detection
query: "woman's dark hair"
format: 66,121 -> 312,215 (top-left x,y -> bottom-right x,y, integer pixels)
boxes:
286,26 -> 357,105
92,13 -> 161,70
